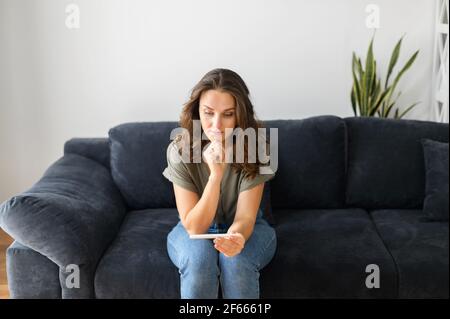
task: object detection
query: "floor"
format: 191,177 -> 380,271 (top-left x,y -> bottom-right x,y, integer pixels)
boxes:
0,229 -> 13,299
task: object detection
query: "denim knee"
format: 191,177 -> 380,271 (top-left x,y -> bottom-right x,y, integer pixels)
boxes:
167,222 -> 219,271
167,222 -> 220,296
219,254 -> 260,299
182,241 -> 219,275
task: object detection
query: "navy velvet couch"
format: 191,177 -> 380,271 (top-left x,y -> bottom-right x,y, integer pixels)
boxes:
0,115 -> 448,299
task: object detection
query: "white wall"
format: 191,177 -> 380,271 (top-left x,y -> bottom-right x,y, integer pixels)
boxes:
0,0 -> 437,201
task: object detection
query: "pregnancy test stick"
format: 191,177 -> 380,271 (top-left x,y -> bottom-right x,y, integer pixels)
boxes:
189,233 -> 229,239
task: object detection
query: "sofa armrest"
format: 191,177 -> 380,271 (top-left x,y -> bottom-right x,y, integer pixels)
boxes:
64,137 -> 110,169
0,154 -> 127,298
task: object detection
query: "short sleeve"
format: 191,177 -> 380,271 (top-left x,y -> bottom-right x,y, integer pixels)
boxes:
162,142 -> 198,193
239,168 -> 276,193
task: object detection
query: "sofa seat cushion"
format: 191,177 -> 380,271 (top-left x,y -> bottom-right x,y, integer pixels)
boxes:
260,208 -> 397,298
94,208 -> 180,298
370,209 -> 449,298
95,208 -> 398,298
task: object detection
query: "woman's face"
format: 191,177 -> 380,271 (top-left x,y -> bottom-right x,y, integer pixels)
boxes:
199,89 -> 237,143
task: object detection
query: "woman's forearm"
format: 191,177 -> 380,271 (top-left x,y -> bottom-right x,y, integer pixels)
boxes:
183,174 -> 222,234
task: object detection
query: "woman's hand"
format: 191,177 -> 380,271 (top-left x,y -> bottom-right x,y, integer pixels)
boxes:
203,140 -> 227,179
213,231 -> 245,257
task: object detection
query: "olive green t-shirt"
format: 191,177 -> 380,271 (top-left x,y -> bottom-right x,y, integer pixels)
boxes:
162,141 -> 275,225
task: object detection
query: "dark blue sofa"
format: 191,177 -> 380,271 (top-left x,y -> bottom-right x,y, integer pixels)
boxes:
1,115 -> 448,298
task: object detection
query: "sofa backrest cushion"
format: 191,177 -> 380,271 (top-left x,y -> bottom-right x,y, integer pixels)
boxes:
109,116 -> 347,210
109,122 -> 178,209
266,116 -> 346,209
345,117 -> 449,209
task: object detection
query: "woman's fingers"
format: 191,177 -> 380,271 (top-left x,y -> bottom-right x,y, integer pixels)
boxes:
215,244 -> 234,258
204,142 -> 223,164
214,237 -> 238,250
227,234 -> 245,246
214,243 -> 231,257
213,236 -> 243,257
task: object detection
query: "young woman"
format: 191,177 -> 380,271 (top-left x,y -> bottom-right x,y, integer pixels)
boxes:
163,68 -> 276,299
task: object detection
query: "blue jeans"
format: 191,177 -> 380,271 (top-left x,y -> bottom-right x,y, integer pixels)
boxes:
166,210 -> 277,299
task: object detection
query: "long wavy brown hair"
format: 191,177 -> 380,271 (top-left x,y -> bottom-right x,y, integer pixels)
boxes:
177,68 -> 267,179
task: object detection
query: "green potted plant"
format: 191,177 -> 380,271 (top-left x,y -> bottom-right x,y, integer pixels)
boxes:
351,35 -> 420,119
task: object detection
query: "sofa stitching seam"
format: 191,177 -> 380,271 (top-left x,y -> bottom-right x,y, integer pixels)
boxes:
368,211 -> 400,299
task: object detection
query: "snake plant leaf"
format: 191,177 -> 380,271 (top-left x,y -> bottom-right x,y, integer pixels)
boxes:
356,57 -> 364,79
371,60 -> 377,95
385,36 -> 403,89
397,102 -> 421,119
394,108 -> 400,119
384,101 -> 397,117
386,50 -> 419,105
373,78 -> 381,105
351,88 -> 357,116
364,38 -> 375,111
371,86 -> 392,116
383,91 -> 402,117
368,70 -> 379,115
351,52 -> 363,115
395,50 -> 419,82
351,73 -> 362,115
350,35 -> 419,119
